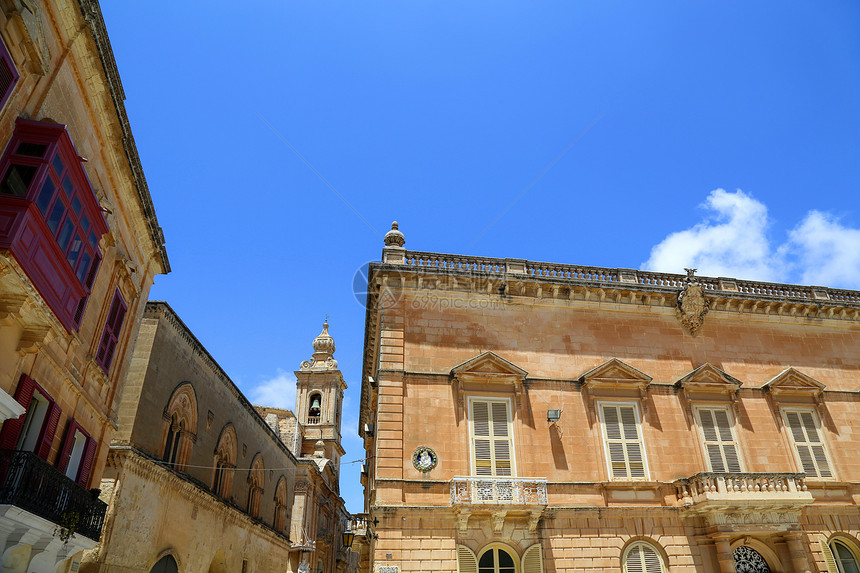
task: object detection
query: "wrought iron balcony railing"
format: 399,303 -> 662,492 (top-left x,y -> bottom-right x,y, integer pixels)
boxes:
0,449 -> 107,541
674,472 -> 812,507
450,476 -> 548,506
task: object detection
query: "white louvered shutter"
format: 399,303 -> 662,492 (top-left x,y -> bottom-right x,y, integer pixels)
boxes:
818,536 -> 839,573
697,408 -> 741,472
602,404 -> 646,479
521,544 -> 543,573
784,410 -> 832,478
471,400 -> 514,477
457,545 -> 478,573
624,543 -> 664,573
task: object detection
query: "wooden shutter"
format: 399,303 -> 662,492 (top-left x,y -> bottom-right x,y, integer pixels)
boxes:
697,407 -> 741,472
624,542 -> 664,573
818,535 -> 839,573
76,437 -> 97,487
56,419 -> 82,472
96,290 -> 127,371
0,34 -> 19,111
36,400 -> 61,460
457,545 -> 478,573
784,410 -> 832,478
521,544 -> 543,573
601,404 -> 646,479
0,374 -> 36,449
471,399 -> 514,477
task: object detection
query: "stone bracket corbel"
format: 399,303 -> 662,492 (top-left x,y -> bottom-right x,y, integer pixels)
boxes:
491,510 -> 507,535
455,508 -> 471,534
528,509 -> 543,533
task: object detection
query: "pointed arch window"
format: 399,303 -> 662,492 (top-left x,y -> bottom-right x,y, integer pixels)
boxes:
274,476 -> 289,532
161,383 -> 197,470
213,424 -> 237,498
247,454 -> 264,518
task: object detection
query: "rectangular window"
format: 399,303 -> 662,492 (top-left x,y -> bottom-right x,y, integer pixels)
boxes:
696,406 -> 742,472
57,420 -> 97,487
599,402 -> 648,480
782,408 -> 833,478
0,34 -> 19,112
0,374 -> 61,460
95,289 -> 127,372
469,398 -> 514,477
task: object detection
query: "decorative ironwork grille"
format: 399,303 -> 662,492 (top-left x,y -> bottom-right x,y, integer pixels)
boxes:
733,546 -> 771,573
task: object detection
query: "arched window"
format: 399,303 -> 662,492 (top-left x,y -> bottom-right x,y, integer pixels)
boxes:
213,424 -> 237,498
831,539 -> 860,573
478,546 -> 517,573
308,393 -> 322,423
623,541 -> 666,573
150,555 -> 178,573
247,454 -> 264,518
274,476 -> 289,532
161,383 -> 197,470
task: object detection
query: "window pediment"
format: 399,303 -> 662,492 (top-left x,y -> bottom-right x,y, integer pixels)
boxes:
763,368 -> 825,399
451,352 -> 528,412
674,363 -> 742,395
579,358 -> 651,391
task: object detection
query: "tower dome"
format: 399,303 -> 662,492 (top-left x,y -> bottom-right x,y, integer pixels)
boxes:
300,320 -> 338,370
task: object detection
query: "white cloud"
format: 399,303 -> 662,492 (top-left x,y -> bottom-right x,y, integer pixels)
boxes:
786,211 -> 860,288
248,369 -> 297,410
643,189 -> 783,282
642,189 -> 860,289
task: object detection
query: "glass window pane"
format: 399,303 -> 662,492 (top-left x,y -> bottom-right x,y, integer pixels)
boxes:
479,551 -> 495,569
52,153 -> 65,176
62,175 -> 74,196
35,177 -> 56,215
71,194 -> 82,216
88,231 -> 98,249
76,251 -> 91,284
80,214 -> 90,234
57,219 -> 74,252
66,233 -> 82,267
16,142 -> 47,157
46,201 -> 65,234
0,164 -> 37,197
497,550 -> 514,567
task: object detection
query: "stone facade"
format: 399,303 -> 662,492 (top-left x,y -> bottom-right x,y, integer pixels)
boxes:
0,2 -> 168,572
83,302 -> 298,573
356,223 -> 860,573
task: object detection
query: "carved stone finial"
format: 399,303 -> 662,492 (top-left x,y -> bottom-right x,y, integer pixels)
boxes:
383,221 -> 405,247
685,268 -> 697,280
300,321 -> 338,371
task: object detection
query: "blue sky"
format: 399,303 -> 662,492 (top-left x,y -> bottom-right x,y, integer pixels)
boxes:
101,1 -> 860,512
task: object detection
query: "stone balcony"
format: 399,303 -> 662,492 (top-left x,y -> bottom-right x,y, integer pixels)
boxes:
451,476 -> 548,506
674,472 -> 814,529
450,477 -> 548,534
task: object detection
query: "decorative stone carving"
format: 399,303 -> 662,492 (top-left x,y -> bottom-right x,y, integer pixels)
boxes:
455,508 -> 471,534
704,509 -> 802,527
300,321 -> 338,371
383,221 -> 405,248
490,510 -> 506,535
677,268 -> 709,335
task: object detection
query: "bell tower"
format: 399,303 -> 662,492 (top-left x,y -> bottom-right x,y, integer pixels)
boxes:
295,321 -> 346,478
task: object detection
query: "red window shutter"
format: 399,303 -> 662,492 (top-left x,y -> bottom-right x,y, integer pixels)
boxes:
96,290 -> 127,372
56,419 -> 82,473
77,437 -> 97,487
0,34 -> 19,111
0,374 -> 37,450
36,401 -> 62,460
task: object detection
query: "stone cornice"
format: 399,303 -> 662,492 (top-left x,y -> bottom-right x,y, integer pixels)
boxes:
143,302 -> 299,466
76,0 -> 169,274
108,446 -> 291,548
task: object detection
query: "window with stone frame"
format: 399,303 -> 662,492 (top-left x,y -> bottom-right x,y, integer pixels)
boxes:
0,374 -> 61,460
161,383 -> 197,470
213,424 -> 237,498
598,402 -> 649,480
247,454 -> 265,518
623,541 -> 666,573
695,406 -> 742,472
468,397 -> 515,477
95,288 -> 127,372
56,418 -> 97,487
0,33 -> 19,111
830,539 -> 860,573
274,476 -> 289,532
782,408 -> 833,478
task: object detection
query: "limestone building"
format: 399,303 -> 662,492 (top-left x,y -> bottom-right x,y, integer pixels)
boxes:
356,223 -> 860,573
0,2 -> 168,571
83,302 -> 298,573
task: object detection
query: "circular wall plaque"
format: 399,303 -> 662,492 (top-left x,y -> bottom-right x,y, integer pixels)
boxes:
412,446 -> 438,472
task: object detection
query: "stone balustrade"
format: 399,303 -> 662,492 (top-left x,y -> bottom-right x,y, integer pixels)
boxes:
450,477 -> 548,506
674,472 -> 811,506
392,250 -> 860,306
